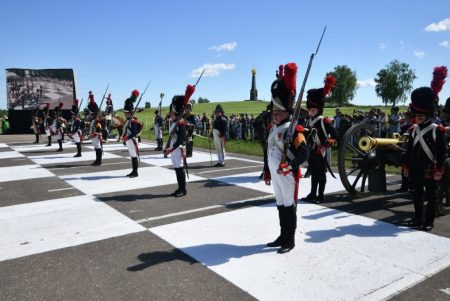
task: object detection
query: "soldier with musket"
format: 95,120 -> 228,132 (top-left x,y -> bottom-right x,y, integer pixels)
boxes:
164,85 -> 196,197
70,99 -> 83,157
263,63 -> 309,253
122,90 -> 140,177
404,66 -> 448,231
89,95 -> 103,166
54,103 -> 65,152
31,104 -> 41,144
105,93 -> 114,140
182,102 -> 196,157
302,75 -> 338,204
212,104 -> 228,167
43,103 -> 53,147
153,109 -> 164,151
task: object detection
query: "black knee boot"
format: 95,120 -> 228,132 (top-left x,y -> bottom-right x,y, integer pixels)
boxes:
278,205 -> 296,253
128,157 -> 138,177
56,140 -> 63,151
305,176 -> 318,201
317,176 -> 326,204
91,148 -> 101,166
173,168 -> 186,197
74,143 -> 82,157
46,136 -> 51,146
34,134 -> 39,144
186,141 -> 193,158
267,206 -> 285,247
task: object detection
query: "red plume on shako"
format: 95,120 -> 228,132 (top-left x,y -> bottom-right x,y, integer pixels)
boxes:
323,75 -> 337,96
431,66 -> 448,97
184,84 -> 196,104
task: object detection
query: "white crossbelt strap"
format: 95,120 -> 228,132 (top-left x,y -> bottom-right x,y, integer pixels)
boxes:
412,123 -> 436,162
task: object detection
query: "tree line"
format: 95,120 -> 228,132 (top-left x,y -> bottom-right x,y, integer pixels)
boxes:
326,60 -> 417,108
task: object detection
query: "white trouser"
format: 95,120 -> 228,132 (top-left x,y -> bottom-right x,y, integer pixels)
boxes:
170,147 -> 183,168
213,129 -> 225,164
55,130 -> 63,141
268,146 -> 297,207
126,139 -> 138,158
45,128 -> 51,137
72,131 -> 81,143
91,136 -> 102,149
154,125 -> 162,139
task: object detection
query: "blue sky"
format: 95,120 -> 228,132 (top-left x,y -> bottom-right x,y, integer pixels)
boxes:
1,0 -> 450,110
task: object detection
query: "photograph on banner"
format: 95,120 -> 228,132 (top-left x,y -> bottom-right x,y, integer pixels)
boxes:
6,68 -> 76,110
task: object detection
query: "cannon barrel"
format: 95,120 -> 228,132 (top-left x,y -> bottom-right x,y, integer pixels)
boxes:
358,136 -> 402,152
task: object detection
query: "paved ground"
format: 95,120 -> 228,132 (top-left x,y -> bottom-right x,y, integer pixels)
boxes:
0,134 -> 449,301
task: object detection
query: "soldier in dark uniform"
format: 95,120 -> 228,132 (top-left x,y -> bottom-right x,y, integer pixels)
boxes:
87,91 -> 99,117
182,102 -> 196,157
404,81 -> 447,231
90,113 -> 103,166
53,103 -> 64,151
212,104 -> 228,167
105,93 -> 114,140
164,85 -> 195,197
70,99 -> 82,157
263,62 -> 309,253
122,90 -> 140,177
43,103 -> 53,147
153,110 -> 164,151
303,75 -> 338,204
31,105 -> 41,144
254,104 -> 273,179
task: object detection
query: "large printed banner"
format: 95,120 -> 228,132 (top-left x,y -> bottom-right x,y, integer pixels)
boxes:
6,68 -> 76,110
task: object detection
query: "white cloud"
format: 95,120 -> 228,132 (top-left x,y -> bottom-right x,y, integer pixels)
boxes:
414,50 -> 426,59
378,43 -> 387,50
357,79 -> 376,87
209,42 -> 237,52
425,17 -> 450,32
190,63 -> 235,77
439,40 -> 449,48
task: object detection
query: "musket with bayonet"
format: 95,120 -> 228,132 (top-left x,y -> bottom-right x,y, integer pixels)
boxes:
280,26 -> 327,171
98,84 -> 109,115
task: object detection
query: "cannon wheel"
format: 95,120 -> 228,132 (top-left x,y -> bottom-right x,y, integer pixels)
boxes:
338,123 -> 379,196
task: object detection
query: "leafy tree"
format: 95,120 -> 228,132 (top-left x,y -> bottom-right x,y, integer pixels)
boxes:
375,60 -> 417,107
327,65 -> 358,106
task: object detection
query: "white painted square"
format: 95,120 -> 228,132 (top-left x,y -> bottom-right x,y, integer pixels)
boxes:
211,170 -> 355,197
138,151 -> 219,167
28,151 -> 122,165
85,142 -> 157,151
60,166 -> 206,195
0,143 -> 9,148
0,195 -> 146,262
11,142 -> 77,152
0,151 -> 25,159
0,164 -> 54,183
150,203 -> 450,301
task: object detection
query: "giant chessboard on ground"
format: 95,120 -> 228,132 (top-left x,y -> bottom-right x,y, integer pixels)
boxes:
0,135 -> 449,301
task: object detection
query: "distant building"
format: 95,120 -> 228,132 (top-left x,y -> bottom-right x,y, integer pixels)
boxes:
249,67 -> 258,101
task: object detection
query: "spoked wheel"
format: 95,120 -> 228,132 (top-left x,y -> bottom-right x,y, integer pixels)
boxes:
338,123 -> 380,197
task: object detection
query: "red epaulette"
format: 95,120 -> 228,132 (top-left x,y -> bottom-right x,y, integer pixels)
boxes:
438,125 -> 446,133
131,118 -> 138,124
295,125 -> 305,133
324,117 -> 331,124
178,120 -> 186,126
268,124 -> 273,130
